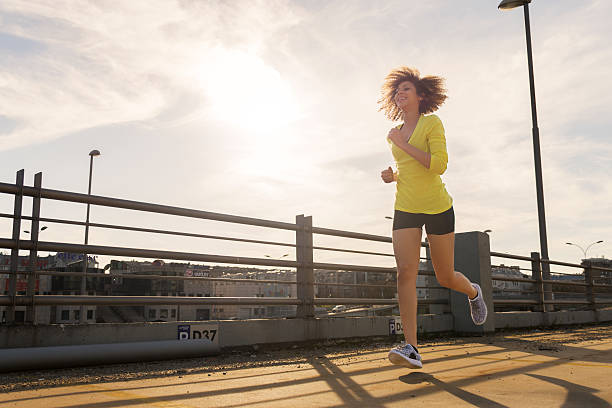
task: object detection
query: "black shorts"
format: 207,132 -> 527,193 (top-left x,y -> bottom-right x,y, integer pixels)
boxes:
392,206 -> 455,235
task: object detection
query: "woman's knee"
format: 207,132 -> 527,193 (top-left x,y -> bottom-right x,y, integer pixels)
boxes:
397,264 -> 418,284
436,272 -> 455,288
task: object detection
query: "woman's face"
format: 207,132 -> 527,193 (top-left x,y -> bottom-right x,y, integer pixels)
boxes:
394,80 -> 422,112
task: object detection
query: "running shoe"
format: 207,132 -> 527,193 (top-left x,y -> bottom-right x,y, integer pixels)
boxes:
469,283 -> 488,325
388,343 -> 422,369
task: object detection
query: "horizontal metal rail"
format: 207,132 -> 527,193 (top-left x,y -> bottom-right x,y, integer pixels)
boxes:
21,270 -> 297,285
314,298 -> 447,305
0,238 -> 298,269
490,251 -> 533,262
0,239 -> 403,275
491,276 -> 537,283
541,257 -> 612,273
543,299 -> 590,305
0,213 -> 399,258
0,295 -> 450,307
0,295 -> 301,306
314,282 -> 442,290
0,182 -> 298,231
311,226 -> 392,243
0,213 -> 298,249
492,299 -> 539,305
541,279 -> 588,287
312,245 -> 394,257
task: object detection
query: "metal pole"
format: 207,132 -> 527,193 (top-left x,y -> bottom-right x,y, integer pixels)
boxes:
26,172 -> 42,324
7,169 -> 24,324
523,4 -> 550,274
584,241 -> 603,259
80,155 -> 94,323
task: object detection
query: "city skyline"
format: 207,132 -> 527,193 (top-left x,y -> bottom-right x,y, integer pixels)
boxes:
1,1 -> 611,271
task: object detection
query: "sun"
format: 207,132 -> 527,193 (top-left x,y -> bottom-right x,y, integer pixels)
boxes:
197,48 -> 301,176
199,48 -> 300,135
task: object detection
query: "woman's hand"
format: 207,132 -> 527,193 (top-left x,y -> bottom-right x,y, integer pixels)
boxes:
387,128 -> 403,147
381,166 -> 395,183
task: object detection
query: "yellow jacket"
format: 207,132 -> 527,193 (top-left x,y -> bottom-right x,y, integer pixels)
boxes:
388,114 -> 453,214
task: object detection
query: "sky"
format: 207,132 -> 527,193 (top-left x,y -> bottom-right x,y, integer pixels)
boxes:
1,0 -> 611,274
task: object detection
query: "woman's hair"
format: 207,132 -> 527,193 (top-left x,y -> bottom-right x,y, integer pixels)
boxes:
378,66 -> 447,121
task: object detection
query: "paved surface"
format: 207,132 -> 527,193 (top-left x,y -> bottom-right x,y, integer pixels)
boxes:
1,324 -> 611,407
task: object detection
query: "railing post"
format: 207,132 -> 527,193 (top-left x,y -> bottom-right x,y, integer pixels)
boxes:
296,215 -> 314,318
541,258 -> 554,312
584,261 -> 596,311
530,252 -> 544,312
453,231 -> 495,333
7,169 -> 25,324
26,172 -> 42,324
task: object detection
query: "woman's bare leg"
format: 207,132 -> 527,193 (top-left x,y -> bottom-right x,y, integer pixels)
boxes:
427,232 -> 478,298
392,227 -> 423,346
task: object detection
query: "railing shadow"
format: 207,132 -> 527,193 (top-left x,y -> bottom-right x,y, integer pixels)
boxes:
2,327 -> 612,408
399,372 -> 509,408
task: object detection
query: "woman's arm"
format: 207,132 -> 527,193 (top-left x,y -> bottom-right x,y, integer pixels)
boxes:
426,118 -> 448,175
387,118 -> 448,175
388,128 -> 431,169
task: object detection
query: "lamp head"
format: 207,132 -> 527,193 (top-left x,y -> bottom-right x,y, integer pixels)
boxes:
597,240 -> 604,243
498,0 -> 531,10
89,149 -> 101,157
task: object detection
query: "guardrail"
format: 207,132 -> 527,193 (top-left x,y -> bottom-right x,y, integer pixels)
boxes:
0,170 -> 449,325
490,251 -> 612,312
1,169 -> 611,328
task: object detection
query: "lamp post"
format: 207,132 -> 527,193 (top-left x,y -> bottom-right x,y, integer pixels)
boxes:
498,0 -> 550,270
566,240 -> 603,260
80,149 -> 100,323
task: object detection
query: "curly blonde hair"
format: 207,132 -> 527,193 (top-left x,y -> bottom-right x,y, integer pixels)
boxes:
378,66 -> 447,121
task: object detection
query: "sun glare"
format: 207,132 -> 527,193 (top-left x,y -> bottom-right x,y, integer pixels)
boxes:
199,48 -> 300,135
198,48 -> 301,176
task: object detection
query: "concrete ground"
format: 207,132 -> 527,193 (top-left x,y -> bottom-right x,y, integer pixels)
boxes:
1,324 -> 611,407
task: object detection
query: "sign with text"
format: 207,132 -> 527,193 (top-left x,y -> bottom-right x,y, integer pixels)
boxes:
185,269 -> 210,277
178,323 -> 219,346
389,317 -> 403,335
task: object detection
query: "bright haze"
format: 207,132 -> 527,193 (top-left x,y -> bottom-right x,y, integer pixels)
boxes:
1,0 -> 610,271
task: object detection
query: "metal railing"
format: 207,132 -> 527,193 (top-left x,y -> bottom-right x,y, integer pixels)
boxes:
2,169 -> 610,326
0,170 -> 449,324
490,250 -> 612,312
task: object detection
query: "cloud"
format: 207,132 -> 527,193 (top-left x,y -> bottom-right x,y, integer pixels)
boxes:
1,0 -> 611,268
0,0 -> 304,151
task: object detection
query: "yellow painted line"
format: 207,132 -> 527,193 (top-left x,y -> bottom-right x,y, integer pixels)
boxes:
469,355 -> 612,368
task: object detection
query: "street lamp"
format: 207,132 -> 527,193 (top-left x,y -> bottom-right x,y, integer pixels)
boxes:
498,0 -> 531,10
498,0 -> 550,269
566,241 -> 603,260
483,229 -> 492,234
81,149 -> 100,323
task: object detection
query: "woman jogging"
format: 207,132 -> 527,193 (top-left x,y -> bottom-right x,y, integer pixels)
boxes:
379,67 -> 487,369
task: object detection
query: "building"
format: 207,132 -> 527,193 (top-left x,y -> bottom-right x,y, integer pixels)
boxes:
491,264 -> 534,296
0,252 -> 101,324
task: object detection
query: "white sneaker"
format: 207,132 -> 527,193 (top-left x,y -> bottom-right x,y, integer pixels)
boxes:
388,343 -> 422,369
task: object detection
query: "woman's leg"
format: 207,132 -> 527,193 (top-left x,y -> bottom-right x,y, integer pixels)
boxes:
427,232 -> 478,298
392,227 -> 423,346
